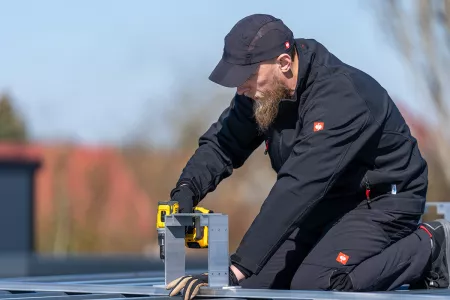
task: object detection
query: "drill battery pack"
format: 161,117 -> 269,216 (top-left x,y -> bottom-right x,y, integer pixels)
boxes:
185,207 -> 213,248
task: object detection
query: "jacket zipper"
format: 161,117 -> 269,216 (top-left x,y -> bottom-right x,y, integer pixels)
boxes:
264,135 -> 284,169
364,175 -> 371,209
277,133 -> 284,168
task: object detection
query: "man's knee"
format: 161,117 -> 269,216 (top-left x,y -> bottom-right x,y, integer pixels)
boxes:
290,264 -> 354,291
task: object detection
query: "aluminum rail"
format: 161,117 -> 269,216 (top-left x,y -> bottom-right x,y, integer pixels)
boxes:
0,281 -> 449,300
0,282 -> 169,296
199,286 -> 450,300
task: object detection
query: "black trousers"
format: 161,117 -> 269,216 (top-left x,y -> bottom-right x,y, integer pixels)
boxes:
239,198 -> 431,291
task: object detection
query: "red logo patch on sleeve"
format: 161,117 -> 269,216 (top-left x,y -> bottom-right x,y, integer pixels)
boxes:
313,122 -> 324,132
336,252 -> 350,265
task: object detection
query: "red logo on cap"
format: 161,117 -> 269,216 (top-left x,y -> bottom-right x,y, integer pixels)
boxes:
285,41 -> 290,49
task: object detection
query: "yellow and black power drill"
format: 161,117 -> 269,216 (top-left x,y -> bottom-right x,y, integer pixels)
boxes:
156,201 -> 212,261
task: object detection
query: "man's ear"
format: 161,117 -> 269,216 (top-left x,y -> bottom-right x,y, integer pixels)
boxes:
277,53 -> 292,74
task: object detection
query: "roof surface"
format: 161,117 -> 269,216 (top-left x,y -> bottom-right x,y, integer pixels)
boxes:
0,271 -> 449,300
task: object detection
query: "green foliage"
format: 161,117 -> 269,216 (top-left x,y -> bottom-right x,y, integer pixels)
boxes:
0,92 -> 28,142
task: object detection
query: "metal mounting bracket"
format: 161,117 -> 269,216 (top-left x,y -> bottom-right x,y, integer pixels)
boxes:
163,213 -> 229,288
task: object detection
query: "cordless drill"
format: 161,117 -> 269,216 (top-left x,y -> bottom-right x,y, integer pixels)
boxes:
156,201 -> 179,261
156,201 -> 212,261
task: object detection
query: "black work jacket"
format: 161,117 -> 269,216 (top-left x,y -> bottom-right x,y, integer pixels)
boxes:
172,38 -> 428,275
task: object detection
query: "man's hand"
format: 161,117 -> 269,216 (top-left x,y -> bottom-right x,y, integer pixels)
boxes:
170,184 -> 195,213
166,273 -> 208,300
166,267 -> 242,299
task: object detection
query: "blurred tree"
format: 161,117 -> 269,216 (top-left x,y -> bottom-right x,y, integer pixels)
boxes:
51,147 -> 73,254
0,92 -> 28,142
372,0 -> 450,196
168,88 -> 231,151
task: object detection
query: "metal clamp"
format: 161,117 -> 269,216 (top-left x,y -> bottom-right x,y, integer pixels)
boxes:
163,213 -> 229,288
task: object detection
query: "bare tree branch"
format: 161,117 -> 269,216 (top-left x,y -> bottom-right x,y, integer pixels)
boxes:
370,0 -> 450,194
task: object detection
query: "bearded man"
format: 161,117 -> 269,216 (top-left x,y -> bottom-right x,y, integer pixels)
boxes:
164,14 -> 450,299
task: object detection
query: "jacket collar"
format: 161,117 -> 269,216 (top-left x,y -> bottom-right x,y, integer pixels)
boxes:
280,38 -> 315,103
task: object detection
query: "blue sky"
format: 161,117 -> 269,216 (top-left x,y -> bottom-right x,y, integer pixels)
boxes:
0,0 -> 425,147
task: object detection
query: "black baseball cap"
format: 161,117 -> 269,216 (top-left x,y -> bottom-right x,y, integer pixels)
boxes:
209,14 -> 295,88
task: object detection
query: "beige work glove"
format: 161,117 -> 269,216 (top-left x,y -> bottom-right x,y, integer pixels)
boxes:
166,273 -> 208,300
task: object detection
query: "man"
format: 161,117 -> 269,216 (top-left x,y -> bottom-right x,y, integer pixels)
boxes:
164,13 -> 450,298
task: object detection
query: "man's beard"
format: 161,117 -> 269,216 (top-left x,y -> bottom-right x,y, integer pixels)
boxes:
253,78 -> 292,133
